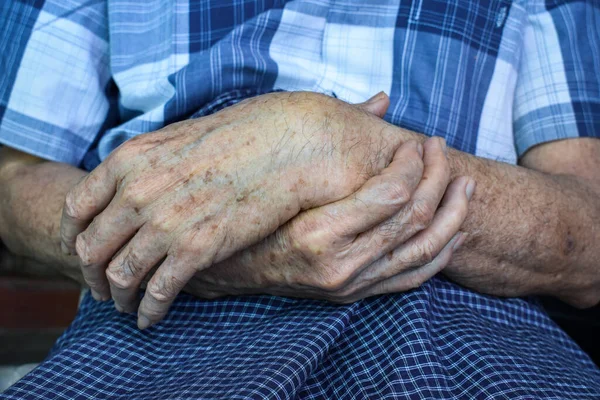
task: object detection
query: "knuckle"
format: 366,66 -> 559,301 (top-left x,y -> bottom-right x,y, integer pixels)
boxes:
378,180 -> 411,206
415,238 -> 437,265
149,214 -> 175,234
318,268 -> 351,292
174,229 -> 202,252
270,227 -> 294,261
148,274 -> 186,303
377,218 -> 407,238
120,184 -> 145,208
75,234 -> 94,265
291,225 -> 333,258
400,240 -> 436,267
64,191 -> 82,219
106,254 -> 145,289
410,200 -> 435,229
106,267 -> 134,290
123,250 -> 146,276
147,285 -> 171,303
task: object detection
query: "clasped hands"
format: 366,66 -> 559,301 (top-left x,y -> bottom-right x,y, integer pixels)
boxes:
60,92 -> 474,329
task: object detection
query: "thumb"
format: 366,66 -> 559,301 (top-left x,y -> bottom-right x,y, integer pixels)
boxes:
355,91 -> 390,118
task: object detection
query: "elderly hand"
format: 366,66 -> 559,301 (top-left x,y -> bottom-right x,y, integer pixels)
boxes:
60,92 -> 412,328
185,137 -> 473,302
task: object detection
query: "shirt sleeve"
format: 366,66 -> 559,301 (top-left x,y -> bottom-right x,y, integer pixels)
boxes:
513,0 -> 600,158
0,1 -> 114,167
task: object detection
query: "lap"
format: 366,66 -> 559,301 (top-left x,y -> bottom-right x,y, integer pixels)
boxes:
4,277 -> 600,399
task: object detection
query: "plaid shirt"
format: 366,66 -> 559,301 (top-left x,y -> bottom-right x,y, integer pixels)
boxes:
1,0 -> 600,398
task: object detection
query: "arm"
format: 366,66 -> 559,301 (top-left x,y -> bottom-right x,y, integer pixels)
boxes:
0,0 -> 112,278
184,121 -> 600,309
0,147 -> 85,283
443,0 -> 599,308
422,135 -> 600,308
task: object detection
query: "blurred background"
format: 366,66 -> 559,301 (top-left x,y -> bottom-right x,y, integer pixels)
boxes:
0,246 -> 80,390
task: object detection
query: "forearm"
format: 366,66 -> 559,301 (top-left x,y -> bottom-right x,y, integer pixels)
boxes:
398,130 -> 600,307
0,149 -> 85,282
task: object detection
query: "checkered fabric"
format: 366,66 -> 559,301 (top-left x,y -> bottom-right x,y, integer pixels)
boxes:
4,281 -> 600,399
1,0 -> 600,398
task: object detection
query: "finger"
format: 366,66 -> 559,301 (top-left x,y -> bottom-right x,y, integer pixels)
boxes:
405,136 -> 451,233
356,231 -> 466,300
137,255 -> 199,329
323,140 -> 424,237
80,261 -> 111,301
61,164 -> 118,255
76,198 -> 142,300
277,232 -> 464,304
106,224 -> 170,313
355,92 -> 390,118
351,136 -> 451,260
259,229 -> 460,303
357,176 -> 473,284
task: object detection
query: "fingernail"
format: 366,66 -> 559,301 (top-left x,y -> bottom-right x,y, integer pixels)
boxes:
416,142 -> 424,158
114,303 -> 124,313
366,91 -> 385,104
453,232 -> 467,251
465,179 -> 476,200
439,137 -> 447,155
138,314 -> 151,330
91,290 -> 102,301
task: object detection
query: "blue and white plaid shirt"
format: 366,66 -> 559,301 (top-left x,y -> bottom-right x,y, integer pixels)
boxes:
1,0 -> 599,398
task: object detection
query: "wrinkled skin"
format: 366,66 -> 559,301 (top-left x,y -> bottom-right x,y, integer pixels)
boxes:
186,137 -> 471,303
61,91 -> 472,328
